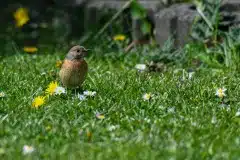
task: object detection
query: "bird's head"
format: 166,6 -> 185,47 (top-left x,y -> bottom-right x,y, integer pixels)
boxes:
66,45 -> 89,60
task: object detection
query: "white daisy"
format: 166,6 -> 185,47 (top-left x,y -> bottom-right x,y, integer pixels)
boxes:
142,93 -> 152,101
215,87 -> 227,98
96,113 -> 105,120
78,94 -> 86,101
167,107 -> 175,113
144,118 -> 151,123
83,90 -> 96,97
191,122 -> 197,127
22,145 -> 35,155
107,125 -> 119,131
235,109 -> 240,117
54,86 -> 66,95
0,91 -> 6,98
135,64 -> 146,71
40,72 -> 47,75
211,116 -> 217,124
188,72 -> 195,79
219,103 -> 231,111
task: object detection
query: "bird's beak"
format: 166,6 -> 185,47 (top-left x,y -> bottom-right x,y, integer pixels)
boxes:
83,49 -> 89,57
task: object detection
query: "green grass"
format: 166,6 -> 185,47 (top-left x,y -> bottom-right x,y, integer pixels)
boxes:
0,49 -> 240,160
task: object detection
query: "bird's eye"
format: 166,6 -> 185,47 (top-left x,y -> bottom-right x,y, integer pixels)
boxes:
76,49 -> 80,53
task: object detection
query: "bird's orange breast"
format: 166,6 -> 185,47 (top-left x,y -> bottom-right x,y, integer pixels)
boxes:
59,59 -> 88,88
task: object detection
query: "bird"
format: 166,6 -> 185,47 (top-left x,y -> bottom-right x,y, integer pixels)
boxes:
59,45 -> 89,92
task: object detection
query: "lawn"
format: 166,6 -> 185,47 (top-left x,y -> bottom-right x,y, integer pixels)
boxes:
0,48 -> 240,160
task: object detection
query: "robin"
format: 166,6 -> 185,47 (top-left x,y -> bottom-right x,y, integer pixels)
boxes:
59,45 -> 89,91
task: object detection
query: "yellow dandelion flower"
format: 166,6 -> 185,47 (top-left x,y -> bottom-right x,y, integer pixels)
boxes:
14,7 -> 29,27
113,34 -> 126,41
45,81 -> 58,95
32,96 -> 45,108
23,46 -> 38,53
55,60 -> 63,68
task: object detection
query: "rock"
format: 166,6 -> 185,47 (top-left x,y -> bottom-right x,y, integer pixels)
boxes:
84,1 -> 128,33
154,1 -> 240,48
84,0 -> 163,40
220,0 -> 240,28
155,4 -> 197,48
220,12 -> 240,30
155,6 -> 177,47
175,5 -> 197,47
132,1 -> 163,40
221,0 -> 240,12
53,0 -> 88,6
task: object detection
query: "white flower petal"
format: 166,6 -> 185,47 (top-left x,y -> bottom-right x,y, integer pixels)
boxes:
54,86 -> 66,95
83,90 -> 89,95
96,113 -> 105,119
107,125 -> 119,131
215,88 -> 227,98
40,72 -> 47,75
188,72 -> 195,79
78,94 -> 86,101
235,109 -> 240,117
211,116 -> 217,124
90,91 -> 96,96
142,93 -> 151,101
83,90 -> 96,97
0,92 -> 6,98
135,64 -> 146,71
167,107 -> 175,113
22,145 -> 35,155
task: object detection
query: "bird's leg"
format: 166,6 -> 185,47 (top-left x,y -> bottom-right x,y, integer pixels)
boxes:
74,88 -> 77,97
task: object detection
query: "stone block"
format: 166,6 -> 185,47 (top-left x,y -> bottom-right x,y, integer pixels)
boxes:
53,0 -> 88,6
220,12 -> 240,30
84,0 -> 163,40
132,1 -> 164,40
154,5 -> 178,47
220,0 -> 240,28
176,5 -> 197,47
84,1 -> 128,33
221,0 -> 240,12
155,4 -> 196,48
154,1 -> 240,48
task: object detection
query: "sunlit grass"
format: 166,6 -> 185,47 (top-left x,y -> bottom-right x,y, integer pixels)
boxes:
0,48 -> 240,159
